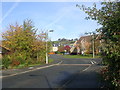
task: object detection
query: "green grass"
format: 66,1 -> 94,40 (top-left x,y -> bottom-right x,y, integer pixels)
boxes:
18,58 -> 54,68
28,63 -> 42,67
11,63 -> 42,69
7,58 -> 54,69
63,55 -> 100,59
48,58 -> 54,63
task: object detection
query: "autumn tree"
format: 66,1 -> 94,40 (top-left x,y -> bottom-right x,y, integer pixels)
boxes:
2,19 -> 47,68
58,45 -> 65,53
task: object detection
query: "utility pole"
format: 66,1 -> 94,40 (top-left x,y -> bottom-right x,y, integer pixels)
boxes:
85,32 -> 95,58
92,34 -> 95,58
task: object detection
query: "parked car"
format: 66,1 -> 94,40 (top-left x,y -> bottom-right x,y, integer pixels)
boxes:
64,52 -> 69,55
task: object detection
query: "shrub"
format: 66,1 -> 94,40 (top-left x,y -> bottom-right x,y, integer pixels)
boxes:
2,55 -> 12,69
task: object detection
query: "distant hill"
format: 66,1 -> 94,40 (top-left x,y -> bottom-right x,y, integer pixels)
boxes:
52,38 -> 78,46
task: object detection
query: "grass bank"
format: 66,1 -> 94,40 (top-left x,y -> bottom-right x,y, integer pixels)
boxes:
2,58 -> 54,69
16,58 -> 54,69
63,55 -> 100,59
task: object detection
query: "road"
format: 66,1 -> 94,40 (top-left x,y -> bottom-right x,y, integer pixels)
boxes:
2,54 -> 102,89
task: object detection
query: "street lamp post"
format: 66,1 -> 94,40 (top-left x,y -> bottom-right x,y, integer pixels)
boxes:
45,30 -> 54,64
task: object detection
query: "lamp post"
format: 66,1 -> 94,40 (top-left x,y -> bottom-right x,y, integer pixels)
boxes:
45,30 -> 54,64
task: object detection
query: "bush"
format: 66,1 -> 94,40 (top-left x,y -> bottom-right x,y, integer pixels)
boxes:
77,2 -> 120,88
2,55 -> 12,69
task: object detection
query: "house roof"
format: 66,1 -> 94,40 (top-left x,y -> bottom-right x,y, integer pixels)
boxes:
0,45 -> 10,51
77,34 -> 101,43
0,40 -> 11,51
78,35 -> 92,43
0,47 -> 1,53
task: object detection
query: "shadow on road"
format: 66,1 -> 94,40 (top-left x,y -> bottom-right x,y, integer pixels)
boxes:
58,69 -> 102,89
29,74 -> 52,89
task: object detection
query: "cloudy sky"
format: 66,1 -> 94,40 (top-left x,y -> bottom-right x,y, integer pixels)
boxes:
1,1 -> 102,41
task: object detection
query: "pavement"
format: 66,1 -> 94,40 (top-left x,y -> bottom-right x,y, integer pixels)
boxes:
1,54 -> 62,78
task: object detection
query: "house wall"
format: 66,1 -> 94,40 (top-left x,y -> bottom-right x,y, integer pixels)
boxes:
0,53 -> 2,59
0,47 -> 2,59
52,47 -> 58,52
77,35 -> 101,55
70,35 -> 101,55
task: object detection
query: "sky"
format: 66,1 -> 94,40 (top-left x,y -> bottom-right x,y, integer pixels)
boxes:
1,1 -> 102,41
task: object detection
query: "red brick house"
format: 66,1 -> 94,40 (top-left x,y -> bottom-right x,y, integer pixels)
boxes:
70,34 -> 101,55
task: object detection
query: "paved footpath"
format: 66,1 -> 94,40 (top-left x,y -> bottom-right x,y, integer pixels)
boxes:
1,55 -> 61,78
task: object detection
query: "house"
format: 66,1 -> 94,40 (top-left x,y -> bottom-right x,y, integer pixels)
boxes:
64,45 -> 71,53
51,44 -> 59,52
78,35 -> 92,54
70,34 -> 101,55
0,44 -> 10,57
0,41 -> 2,59
52,47 -> 58,52
70,41 -> 80,55
51,43 -> 70,53
0,46 -> 2,59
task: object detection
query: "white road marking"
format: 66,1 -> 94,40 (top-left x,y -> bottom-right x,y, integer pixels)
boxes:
90,61 -> 94,64
82,64 -> 92,72
93,61 -> 97,64
57,61 -> 63,65
90,60 -> 97,64
28,67 -> 34,69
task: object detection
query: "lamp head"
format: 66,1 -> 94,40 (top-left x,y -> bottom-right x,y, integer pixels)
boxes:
49,30 -> 54,32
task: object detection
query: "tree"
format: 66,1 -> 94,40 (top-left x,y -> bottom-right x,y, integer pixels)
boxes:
76,1 -> 120,88
58,45 -> 65,53
58,38 -> 61,41
74,38 -> 78,41
2,19 -> 47,68
61,38 -> 67,41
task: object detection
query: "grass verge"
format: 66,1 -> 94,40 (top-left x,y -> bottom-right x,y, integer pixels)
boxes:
2,58 -> 54,69
48,58 -> 54,63
16,58 -> 54,69
63,55 -> 100,59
